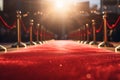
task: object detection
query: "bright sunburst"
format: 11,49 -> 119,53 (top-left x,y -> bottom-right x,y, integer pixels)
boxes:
55,0 -> 64,9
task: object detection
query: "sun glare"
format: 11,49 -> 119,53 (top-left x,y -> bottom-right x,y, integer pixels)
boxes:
55,1 -> 64,9
47,0 -> 74,16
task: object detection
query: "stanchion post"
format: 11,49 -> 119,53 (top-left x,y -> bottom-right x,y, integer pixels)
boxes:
84,25 -> 86,41
80,27 -> 84,44
84,24 -> 90,44
43,27 -> 46,43
30,19 -> 34,44
17,11 -> 21,45
40,25 -> 43,43
26,19 -> 36,45
86,24 -> 89,42
89,20 -> 98,45
103,12 -> 107,43
11,11 -> 26,48
79,28 -> 81,42
92,20 -> 96,42
98,12 -> 114,47
36,24 -> 40,43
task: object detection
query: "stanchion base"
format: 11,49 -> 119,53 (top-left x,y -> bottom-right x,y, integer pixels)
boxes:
98,42 -> 114,47
89,41 -> 98,45
80,41 -> 84,44
11,42 -> 26,48
36,41 -> 42,44
42,41 -> 47,44
40,41 -> 43,44
77,41 -> 80,43
83,41 -> 90,44
0,45 -> 7,52
26,41 -> 37,45
115,45 -> 120,52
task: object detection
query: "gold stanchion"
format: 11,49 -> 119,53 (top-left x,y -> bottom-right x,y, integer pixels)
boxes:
36,24 -> 42,44
89,20 -> 98,45
79,28 -> 81,43
17,11 -> 21,44
26,19 -> 36,45
36,24 -> 39,43
0,45 -> 7,52
12,11 -> 26,48
80,27 -> 84,44
92,20 -> 96,42
103,12 -> 107,43
84,24 -> 90,44
98,12 -> 114,47
30,19 -> 33,44
40,25 -> 43,43
42,27 -> 46,44
83,25 -> 86,41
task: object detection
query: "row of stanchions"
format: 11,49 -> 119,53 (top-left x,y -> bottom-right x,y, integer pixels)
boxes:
68,12 -> 120,52
0,11 -> 55,52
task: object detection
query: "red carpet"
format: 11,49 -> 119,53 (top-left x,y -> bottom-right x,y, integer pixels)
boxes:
0,40 -> 120,80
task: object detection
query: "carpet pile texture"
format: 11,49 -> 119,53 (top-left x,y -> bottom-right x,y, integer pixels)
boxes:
0,40 -> 120,80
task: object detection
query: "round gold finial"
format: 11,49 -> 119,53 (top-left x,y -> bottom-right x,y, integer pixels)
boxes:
16,10 -> 21,14
37,24 -> 40,26
30,19 -> 34,25
103,11 -> 107,18
92,19 -> 95,23
86,24 -> 88,26
31,19 -> 34,23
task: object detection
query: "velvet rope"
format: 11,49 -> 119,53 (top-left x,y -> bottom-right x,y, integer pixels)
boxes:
41,29 -> 45,37
106,16 -> 120,29
0,16 -> 16,29
79,31 -> 81,36
40,31 -> 42,37
20,20 -> 30,33
87,31 -> 91,35
49,33 -> 53,37
46,32 -> 51,37
75,31 -> 80,36
48,33 -> 51,37
87,28 -> 91,35
96,22 -> 103,33
83,29 -> 86,36
69,31 -> 79,38
49,34 -> 52,37
33,27 -> 38,36
46,32 -> 50,37
71,33 -> 75,37
68,34 -> 72,38
45,31 -> 48,37
45,33 -> 48,37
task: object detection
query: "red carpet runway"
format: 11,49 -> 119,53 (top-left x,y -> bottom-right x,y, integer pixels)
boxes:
0,40 -> 120,80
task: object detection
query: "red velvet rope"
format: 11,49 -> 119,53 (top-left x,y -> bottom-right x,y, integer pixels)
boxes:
46,32 -> 51,37
33,27 -> 38,36
45,32 -> 48,37
0,16 -> 16,29
40,31 -> 42,37
49,34 -> 52,37
70,32 -> 75,37
75,31 -> 80,36
20,19 -> 30,33
46,32 -> 50,37
87,28 -> 91,35
46,32 -> 49,37
96,22 -> 103,33
106,16 -> 120,29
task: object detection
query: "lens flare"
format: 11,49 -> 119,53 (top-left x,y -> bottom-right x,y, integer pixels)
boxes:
55,1 -> 64,9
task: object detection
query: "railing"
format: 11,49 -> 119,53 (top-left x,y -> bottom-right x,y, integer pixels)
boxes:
0,11 -> 55,51
68,13 -> 120,52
